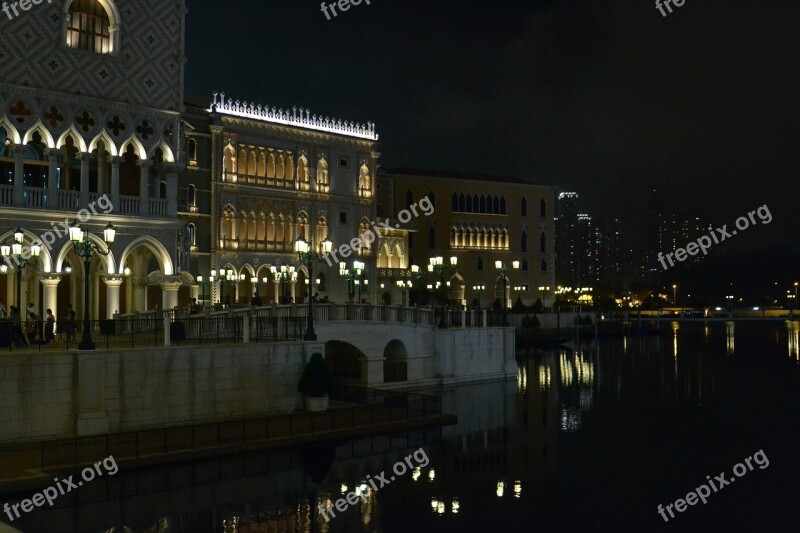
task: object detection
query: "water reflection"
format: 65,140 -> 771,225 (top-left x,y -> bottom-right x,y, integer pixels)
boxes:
12,323 -> 800,531
726,321 -> 735,355
788,320 -> 799,361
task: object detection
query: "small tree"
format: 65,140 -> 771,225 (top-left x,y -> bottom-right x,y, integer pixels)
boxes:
298,353 -> 332,398
532,298 -> 544,313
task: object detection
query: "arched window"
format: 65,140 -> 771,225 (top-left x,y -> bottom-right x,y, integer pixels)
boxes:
540,231 -> 547,253
472,195 -> 480,213
187,139 -> 197,162
540,198 -> 547,217
428,191 -> 435,208
493,196 -> 500,214
477,256 -> 484,271
521,197 -> 528,216
458,193 -> 465,212
187,223 -> 196,246
500,196 -> 506,214
452,193 -> 458,212
66,0 -> 116,54
522,259 -> 529,272
521,230 -> 528,252
428,225 -> 436,249
465,194 -> 472,213
187,184 -> 196,208
480,195 -> 486,214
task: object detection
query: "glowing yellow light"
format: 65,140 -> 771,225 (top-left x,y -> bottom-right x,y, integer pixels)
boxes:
412,467 -> 421,481
428,469 -> 435,481
496,481 -> 505,498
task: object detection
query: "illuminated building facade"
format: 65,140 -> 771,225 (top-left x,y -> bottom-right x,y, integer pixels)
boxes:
378,168 -> 556,307
0,0 -> 187,319
180,94 -> 380,305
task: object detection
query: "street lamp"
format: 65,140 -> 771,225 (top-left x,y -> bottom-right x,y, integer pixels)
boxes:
397,280 -> 412,307
271,265 -> 297,304
68,221 -> 115,350
1,227 -> 41,311
295,235 -> 333,340
197,274 -> 212,307
472,284 -> 486,308
339,260 -> 365,303
672,284 -> 677,308
495,260 -> 519,327
430,255 -> 457,329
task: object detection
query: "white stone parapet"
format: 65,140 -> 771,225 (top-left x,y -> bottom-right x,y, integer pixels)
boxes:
209,92 -> 379,141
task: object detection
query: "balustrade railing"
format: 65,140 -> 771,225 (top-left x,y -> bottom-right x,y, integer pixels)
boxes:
0,184 -> 12,205
24,187 -> 45,207
58,190 -> 79,210
119,195 -> 140,214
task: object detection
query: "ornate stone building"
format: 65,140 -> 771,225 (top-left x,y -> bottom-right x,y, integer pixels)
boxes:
180,93 -> 380,305
0,0 -> 187,319
377,168 -> 556,307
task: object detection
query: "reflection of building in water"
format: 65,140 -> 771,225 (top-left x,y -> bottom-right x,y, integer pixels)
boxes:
788,321 -> 799,361
725,321 -> 735,356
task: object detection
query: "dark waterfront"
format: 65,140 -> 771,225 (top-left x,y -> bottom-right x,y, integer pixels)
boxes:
9,321 -> 800,532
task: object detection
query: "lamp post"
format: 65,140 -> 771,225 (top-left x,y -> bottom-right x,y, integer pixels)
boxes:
295,235 -> 333,341
339,260 -> 365,303
472,284 -> 486,308
210,269 -> 225,306
196,274 -> 211,307
726,294 -> 734,317
68,221 -> 115,350
495,260 -> 520,327
397,280 -> 412,307
271,265 -> 297,304
1,227 -> 41,311
430,256 -> 458,329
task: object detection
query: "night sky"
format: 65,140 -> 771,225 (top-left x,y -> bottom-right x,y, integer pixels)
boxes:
185,0 -> 799,258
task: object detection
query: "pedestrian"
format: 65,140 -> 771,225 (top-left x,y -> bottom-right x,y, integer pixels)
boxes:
0,299 -> 6,319
65,304 -> 76,343
44,309 -> 55,344
9,306 -> 26,347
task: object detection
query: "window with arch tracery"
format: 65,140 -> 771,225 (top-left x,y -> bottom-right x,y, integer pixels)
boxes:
316,157 -> 329,192
67,0 -> 114,54
358,163 -> 371,198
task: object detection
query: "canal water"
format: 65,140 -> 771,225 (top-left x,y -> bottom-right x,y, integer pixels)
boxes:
8,321 -> 800,532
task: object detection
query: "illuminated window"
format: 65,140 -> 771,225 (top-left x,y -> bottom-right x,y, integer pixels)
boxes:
66,0 -> 115,54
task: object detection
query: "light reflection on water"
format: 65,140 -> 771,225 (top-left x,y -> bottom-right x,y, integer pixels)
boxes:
11,322 -> 800,532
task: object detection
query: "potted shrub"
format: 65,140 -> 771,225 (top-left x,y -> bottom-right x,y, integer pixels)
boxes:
298,352 -> 332,412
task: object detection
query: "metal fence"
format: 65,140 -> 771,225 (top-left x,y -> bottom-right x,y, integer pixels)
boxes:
0,316 -> 306,352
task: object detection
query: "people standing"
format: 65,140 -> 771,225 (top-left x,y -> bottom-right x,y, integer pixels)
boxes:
9,306 -> 26,347
65,304 -> 76,343
44,309 -> 55,344
0,299 -> 6,319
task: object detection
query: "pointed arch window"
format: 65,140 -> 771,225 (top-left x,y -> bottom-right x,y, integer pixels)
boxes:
540,198 -> 547,217
428,225 -> 436,249
540,231 -> 547,253
452,193 -> 458,212
187,139 -> 197,163
522,230 -> 528,252
521,197 -> 528,216
458,193 -> 466,212
500,196 -> 506,215
67,0 -> 115,54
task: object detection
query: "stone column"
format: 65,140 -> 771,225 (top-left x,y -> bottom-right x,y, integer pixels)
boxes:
165,162 -> 180,216
110,156 -> 122,212
97,150 -> 107,195
78,152 -> 91,207
161,276 -> 182,311
274,282 -> 280,304
46,148 -> 59,207
138,159 -> 151,216
39,274 -> 62,317
13,145 -> 25,205
132,276 -> 147,313
103,275 -> 124,319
